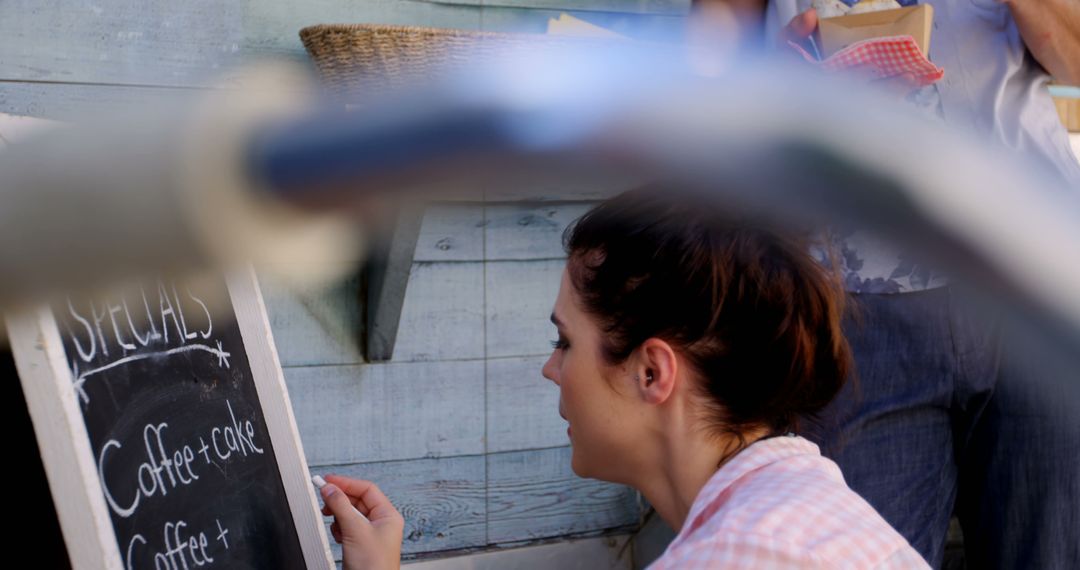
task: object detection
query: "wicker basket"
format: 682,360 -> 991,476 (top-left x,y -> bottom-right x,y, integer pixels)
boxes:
299,23 -> 612,98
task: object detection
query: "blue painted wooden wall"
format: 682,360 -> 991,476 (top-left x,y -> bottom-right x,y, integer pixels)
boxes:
0,1 -> 690,565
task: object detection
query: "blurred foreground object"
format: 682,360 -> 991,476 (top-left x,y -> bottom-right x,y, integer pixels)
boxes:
0,65 -> 364,307
1,42 -> 1079,358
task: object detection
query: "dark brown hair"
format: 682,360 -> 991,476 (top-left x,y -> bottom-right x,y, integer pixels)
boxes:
563,186 -> 852,437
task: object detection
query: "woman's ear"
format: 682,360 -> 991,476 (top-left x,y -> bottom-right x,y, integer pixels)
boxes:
635,338 -> 678,405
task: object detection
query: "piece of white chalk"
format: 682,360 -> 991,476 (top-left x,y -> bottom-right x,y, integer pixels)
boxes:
312,475 -> 369,522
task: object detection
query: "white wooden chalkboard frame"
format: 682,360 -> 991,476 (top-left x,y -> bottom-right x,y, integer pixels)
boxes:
6,267 -> 335,570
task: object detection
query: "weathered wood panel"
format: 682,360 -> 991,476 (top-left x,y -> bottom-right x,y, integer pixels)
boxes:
424,0 -> 686,16
286,359 -> 486,465
487,446 -> 640,544
311,448 -> 640,560
0,81 -> 197,121
485,202 -> 590,260
414,204 -> 486,263
485,259 -> 564,359
4,0 -> 658,558
311,455 -> 487,558
367,207 -> 426,361
266,261 -> 484,367
404,534 -> 633,569
391,261 -> 486,362
486,355 -> 568,453
266,200 -> 595,368
0,0 -> 479,87
477,6 -> 685,39
0,1 -> 682,90
262,269 -> 366,368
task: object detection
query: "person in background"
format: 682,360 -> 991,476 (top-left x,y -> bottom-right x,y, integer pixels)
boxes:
318,187 -> 930,569
691,0 -> 1080,567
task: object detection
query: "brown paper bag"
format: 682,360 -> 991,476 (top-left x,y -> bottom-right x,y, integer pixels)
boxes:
818,4 -> 933,59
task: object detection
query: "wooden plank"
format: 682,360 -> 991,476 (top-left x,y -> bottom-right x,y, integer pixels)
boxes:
486,356 -> 568,453
388,261 -> 486,362
413,203 -> 485,262
485,259 -> 563,359
483,167 -> 648,203
0,0 -> 686,85
477,5 -> 686,39
367,207 -> 425,361
6,307 -> 125,570
265,261 -> 484,367
486,447 -> 641,544
429,0 -> 688,16
227,267 -> 339,570
0,0 -> 481,87
484,202 -> 592,260
262,269 -> 365,368
285,359 -> 486,465
310,455 -> 487,558
403,534 -> 633,569
0,81 -> 197,121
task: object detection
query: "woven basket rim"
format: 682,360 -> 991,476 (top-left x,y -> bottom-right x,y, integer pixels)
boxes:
299,22 -> 542,40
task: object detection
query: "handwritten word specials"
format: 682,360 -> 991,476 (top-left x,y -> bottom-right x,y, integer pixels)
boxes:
65,280 -> 214,364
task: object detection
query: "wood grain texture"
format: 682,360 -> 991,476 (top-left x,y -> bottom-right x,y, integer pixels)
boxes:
0,1 -> 682,90
3,0 -> 664,556
311,455 -> 487,558
311,448 -> 640,558
403,534 -> 632,569
286,359 -> 486,465
0,0 -> 478,87
413,203 -> 485,262
484,202 -> 590,260
486,355 -> 567,453
262,269 -> 365,368
485,259 -> 563,359
391,262 -> 485,362
0,81 -> 197,121
430,0 -> 688,16
486,447 -> 641,544
265,261 -> 484,367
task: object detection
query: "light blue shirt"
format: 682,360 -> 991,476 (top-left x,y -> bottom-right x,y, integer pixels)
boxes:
766,0 -> 1080,292
766,0 -> 1080,187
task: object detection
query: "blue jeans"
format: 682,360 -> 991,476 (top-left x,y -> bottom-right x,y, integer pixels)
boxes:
804,287 -> 1080,569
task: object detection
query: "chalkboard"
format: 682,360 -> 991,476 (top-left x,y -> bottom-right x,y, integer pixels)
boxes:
7,269 -> 334,570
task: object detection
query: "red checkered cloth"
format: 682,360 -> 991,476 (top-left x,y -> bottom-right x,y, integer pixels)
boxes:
790,35 -> 944,87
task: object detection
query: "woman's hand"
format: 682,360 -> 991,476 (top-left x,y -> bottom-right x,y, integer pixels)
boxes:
780,8 -> 820,53
319,475 -> 404,570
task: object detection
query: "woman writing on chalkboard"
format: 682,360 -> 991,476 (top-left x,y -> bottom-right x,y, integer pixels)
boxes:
318,187 -> 927,569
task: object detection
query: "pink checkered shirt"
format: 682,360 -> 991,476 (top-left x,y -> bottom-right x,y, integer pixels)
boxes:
648,435 -> 930,569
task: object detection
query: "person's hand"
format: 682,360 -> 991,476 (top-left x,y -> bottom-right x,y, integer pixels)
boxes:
779,8 -> 820,56
781,8 -> 920,98
319,475 -> 404,570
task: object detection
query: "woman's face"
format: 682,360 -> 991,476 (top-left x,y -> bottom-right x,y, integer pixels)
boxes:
542,267 -> 641,482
